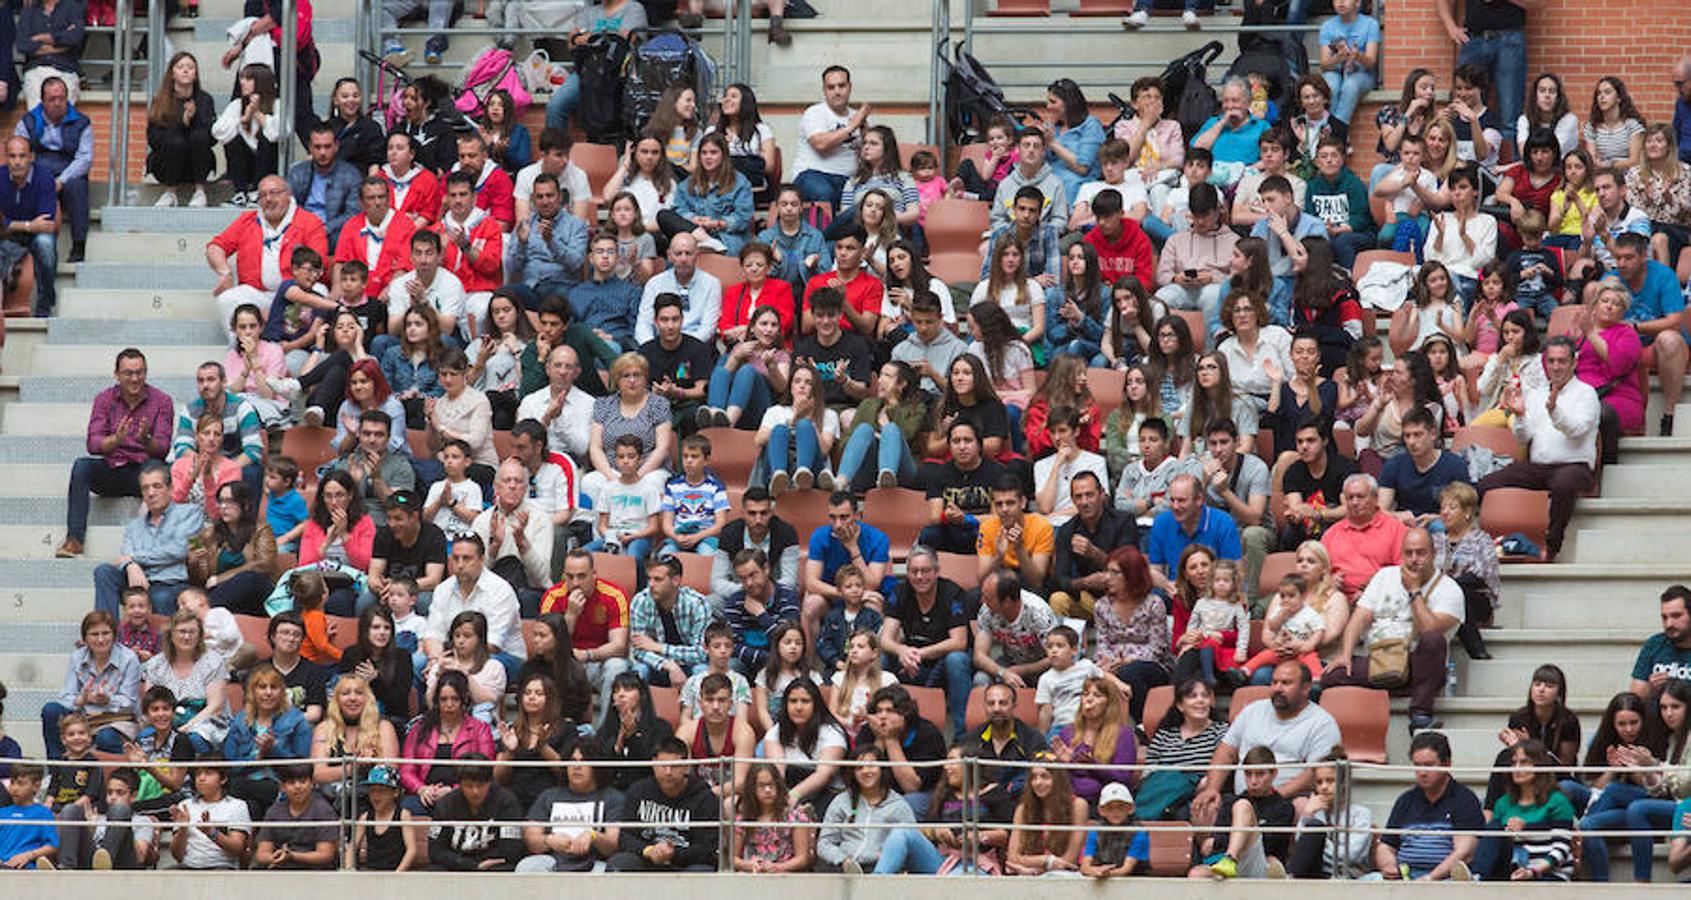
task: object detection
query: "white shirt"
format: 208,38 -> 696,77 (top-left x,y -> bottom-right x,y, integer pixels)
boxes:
1385,166 -> 1440,217
1035,658 -> 1104,728
177,796 -> 251,869
1511,375 -> 1600,467
515,160 -> 593,207
1357,565 -> 1466,646
424,478 -> 482,539
793,101 -> 860,177
472,499 -> 555,591
969,279 -> 1044,332
1422,211 -> 1498,279
758,405 -> 841,440
517,384 -> 596,464
884,275 -> 956,324
528,457 -> 579,520
1222,699 -> 1342,794
1517,112 -> 1581,158
426,572 -> 526,660
706,121 -> 774,159
637,267 -> 723,345
257,203 -> 298,291
385,267 -> 467,332
1074,177 -> 1149,214
1218,327 -> 1295,399
1032,449 -> 1108,527
596,475 -> 662,537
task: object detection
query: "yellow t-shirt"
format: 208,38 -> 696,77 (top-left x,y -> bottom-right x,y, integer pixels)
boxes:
975,513 -> 1056,571
1550,185 -> 1597,237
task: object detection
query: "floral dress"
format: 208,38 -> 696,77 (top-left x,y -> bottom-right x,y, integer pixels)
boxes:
741,805 -> 813,865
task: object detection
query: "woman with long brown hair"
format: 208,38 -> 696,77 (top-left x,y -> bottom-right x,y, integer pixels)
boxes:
660,132 -> 754,254
1005,754 -> 1089,875
146,51 -> 216,207
1052,677 -> 1137,805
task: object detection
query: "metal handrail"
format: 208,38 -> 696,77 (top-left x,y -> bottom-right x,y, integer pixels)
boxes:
278,0 -> 298,169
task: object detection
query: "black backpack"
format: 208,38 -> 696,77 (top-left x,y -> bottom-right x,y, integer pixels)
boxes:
572,33 -> 632,146
623,30 -> 712,139
1158,40 -> 1224,142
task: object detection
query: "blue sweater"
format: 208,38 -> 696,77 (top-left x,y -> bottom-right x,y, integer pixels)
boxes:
673,171 -> 755,253
510,210 -> 589,291
569,275 -> 643,347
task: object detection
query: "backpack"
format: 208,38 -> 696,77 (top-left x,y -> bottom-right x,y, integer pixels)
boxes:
572,33 -> 632,146
1158,40 -> 1224,142
623,30 -> 713,139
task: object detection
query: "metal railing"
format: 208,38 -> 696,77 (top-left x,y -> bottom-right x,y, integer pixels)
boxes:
3,750 -> 1686,877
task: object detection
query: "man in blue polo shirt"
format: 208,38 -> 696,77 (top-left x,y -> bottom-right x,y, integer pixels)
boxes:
800,490 -> 893,644
0,134 -> 58,316
1614,232 -> 1688,436
1378,408 -> 1471,524
1144,473 -> 1242,593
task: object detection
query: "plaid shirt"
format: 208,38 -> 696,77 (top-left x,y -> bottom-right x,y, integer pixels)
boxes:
627,585 -> 714,670
981,221 -> 1062,280
86,385 -> 174,466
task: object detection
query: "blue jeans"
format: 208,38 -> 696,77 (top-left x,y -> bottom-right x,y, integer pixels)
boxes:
1285,0 -> 1311,22
65,457 -> 143,543
1142,213 -> 1175,245
900,649 -> 974,742
874,828 -> 949,874
23,226 -> 57,316
706,362 -> 773,423
1269,275 -> 1295,327
765,419 -> 823,476
1323,68 -> 1376,127
836,421 -> 917,489
1454,274 -> 1480,313
40,702 -> 129,759
493,650 -> 523,683
93,564 -> 184,618
1580,781 -> 1649,881
544,74 -> 582,133
635,660 -> 709,687
1457,28 -> 1527,146
793,169 -> 848,211
658,536 -> 717,557
1329,230 -> 1378,269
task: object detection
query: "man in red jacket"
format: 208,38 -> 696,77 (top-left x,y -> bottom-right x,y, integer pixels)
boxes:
435,170 -> 504,339
206,175 -> 329,339
1082,188 -> 1154,286
452,133 -> 515,231
333,175 -> 416,305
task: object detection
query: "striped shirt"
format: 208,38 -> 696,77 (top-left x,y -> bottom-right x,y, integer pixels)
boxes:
1144,720 -> 1227,771
840,170 -> 920,216
169,390 -> 264,468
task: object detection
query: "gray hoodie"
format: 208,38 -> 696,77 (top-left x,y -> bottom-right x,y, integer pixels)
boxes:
991,161 -> 1069,230
816,790 -> 915,866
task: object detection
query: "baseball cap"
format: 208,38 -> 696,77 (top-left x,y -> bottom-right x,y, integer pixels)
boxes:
1099,782 -> 1135,808
363,765 -> 400,788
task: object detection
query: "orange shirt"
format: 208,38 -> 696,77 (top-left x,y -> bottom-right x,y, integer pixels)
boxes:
300,607 -> 342,664
975,513 -> 1056,572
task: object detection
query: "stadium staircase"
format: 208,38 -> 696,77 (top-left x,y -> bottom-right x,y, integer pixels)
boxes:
0,0 -> 1677,878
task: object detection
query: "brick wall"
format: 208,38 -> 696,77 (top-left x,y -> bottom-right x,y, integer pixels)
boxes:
1350,1 -> 1690,176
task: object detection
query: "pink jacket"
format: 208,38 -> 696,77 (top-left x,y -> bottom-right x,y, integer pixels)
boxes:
399,715 -> 497,793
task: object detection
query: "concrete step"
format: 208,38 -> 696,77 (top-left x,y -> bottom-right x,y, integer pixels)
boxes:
0,319 -> 46,377
83,231 -> 219,265
0,464 -> 77,496
0,403 -> 99,436
0,495 -> 140,527
1458,657 -> 1632,704
17,375 -> 198,404
0,652 -> 71,693
57,288 -> 219,322
47,317 -> 227,347
27,343 -> 228,376
1591,465 -> 1691,502
1492,564 -> 1676,630
98,206 -> 245,234
73,262 -> 216,292
1561,498 -> 1691,537
1614,436 -> 1691,466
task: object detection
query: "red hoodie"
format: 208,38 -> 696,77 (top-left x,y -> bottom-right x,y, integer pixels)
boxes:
1085,218 -> 1156,286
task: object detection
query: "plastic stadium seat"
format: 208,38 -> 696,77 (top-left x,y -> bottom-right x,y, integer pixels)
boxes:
672,551 -> 713,594
234,614 -> 274,656
1140,684 -> 1174,732
696,252 -> 745,288
924,199 -> 992,256
1144,822 -> 1196,876
570,143 -> 619,199
899,142 -> 941,170
954,143 -> 993,180
1334,428 -> 1357,459
774,488 -> 833,542
986,0 -> 1050,15
329,615 -> 359,650
1451,425 -> 1519,459
1546,304 -> 1581,340
1087,367 -> 1127,419
1256,551 -> 1298,599
1254,429 -> 1276,462
224,682 -> 245,714
862,487 -> 928,560
964,684 -> 1039,731
522,619 -> 543,656
1479,487 -> 1550,561
1227,685 -> 1271,720
1072,0 -> 1133,15
904,685 -> 948,732
697,427 -> 759,488
1319,685 -> 1390,763
280,426 -> 337,488
651,686 -> 682,728
591,552 -> 638,597
406,429 -> 432,460
1171,309 -> 1206,346
936,551 -> 980,590
928,251 -> 983,285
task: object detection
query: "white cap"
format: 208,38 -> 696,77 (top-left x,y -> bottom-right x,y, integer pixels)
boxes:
1099,782 -> 1135,807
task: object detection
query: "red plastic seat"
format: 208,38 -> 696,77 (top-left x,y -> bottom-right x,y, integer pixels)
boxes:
1319,685 -> 1391,764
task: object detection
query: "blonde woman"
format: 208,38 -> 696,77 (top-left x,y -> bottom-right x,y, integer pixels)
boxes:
311,675 -> 400,798
1291,541 -> 1350,660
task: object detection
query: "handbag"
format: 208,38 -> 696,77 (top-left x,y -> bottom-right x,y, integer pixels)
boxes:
1366,637 -> 1410,689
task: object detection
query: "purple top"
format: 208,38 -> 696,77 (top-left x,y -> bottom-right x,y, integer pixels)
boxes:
86,384 -> 174,466
1056,723 -> 1138,802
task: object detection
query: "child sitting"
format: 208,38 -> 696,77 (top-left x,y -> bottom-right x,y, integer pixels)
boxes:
1504,210 -> 1564,319
1147,148 -> 1212,244
949,116 -> 1018,202
1071,139 -> 1150,231
178,586 -> 258,672
253,764 -> 339,869
0,763 -> 58,869
288,571 -> 342,666
1079,782 -> 1149,878
1035,625 -> 1111,736
827,628 -> 897,735
815,564 -> 884,673
1546,149 -> 1597,252
260,246 -> 336,355
48,713 -> 102,815
1389,260 -> 1464,354
909,150 -> 947,226
422,439 -> 483,541
1189,746 -> 1294,879
1178,560 -> 1252,687
1371,134 -> 1441,251
660,434 -> 730,556
1242,575 -> 1328,685
264,457 -> 309,554
679,623 -> 754,725
1288,748 -> 1373,878
589,435 -> 662,572
168,753 -> 252,869
116,587 -> 161,663
346,765 -> 421,870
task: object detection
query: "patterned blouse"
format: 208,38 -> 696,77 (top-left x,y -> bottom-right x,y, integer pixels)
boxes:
1626,162 -> 1691,225
739,804 -> 813,865
593,392 -> 673,458
1093,592 -> 1172,669
141,650 -> 231,743
1433,524 -> 1501,609
1373,104 -> 1427,166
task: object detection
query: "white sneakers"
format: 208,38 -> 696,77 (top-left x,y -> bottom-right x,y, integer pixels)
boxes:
189,187 -> 208,207
153,190 -> 177,207
1124,9 -> 1200,28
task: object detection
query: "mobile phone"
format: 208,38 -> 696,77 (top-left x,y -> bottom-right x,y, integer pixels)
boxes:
1184,268 -> 1198,279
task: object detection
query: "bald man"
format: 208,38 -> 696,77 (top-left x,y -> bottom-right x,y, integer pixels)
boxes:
206,174 -> 329,339
0,135 -> 59,315
472,458 -> 555,612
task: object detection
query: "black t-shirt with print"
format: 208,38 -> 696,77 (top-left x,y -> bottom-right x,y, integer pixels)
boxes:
372,522 -> 449,582
795,332 -> 873,406
922,458 -> 1007,517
